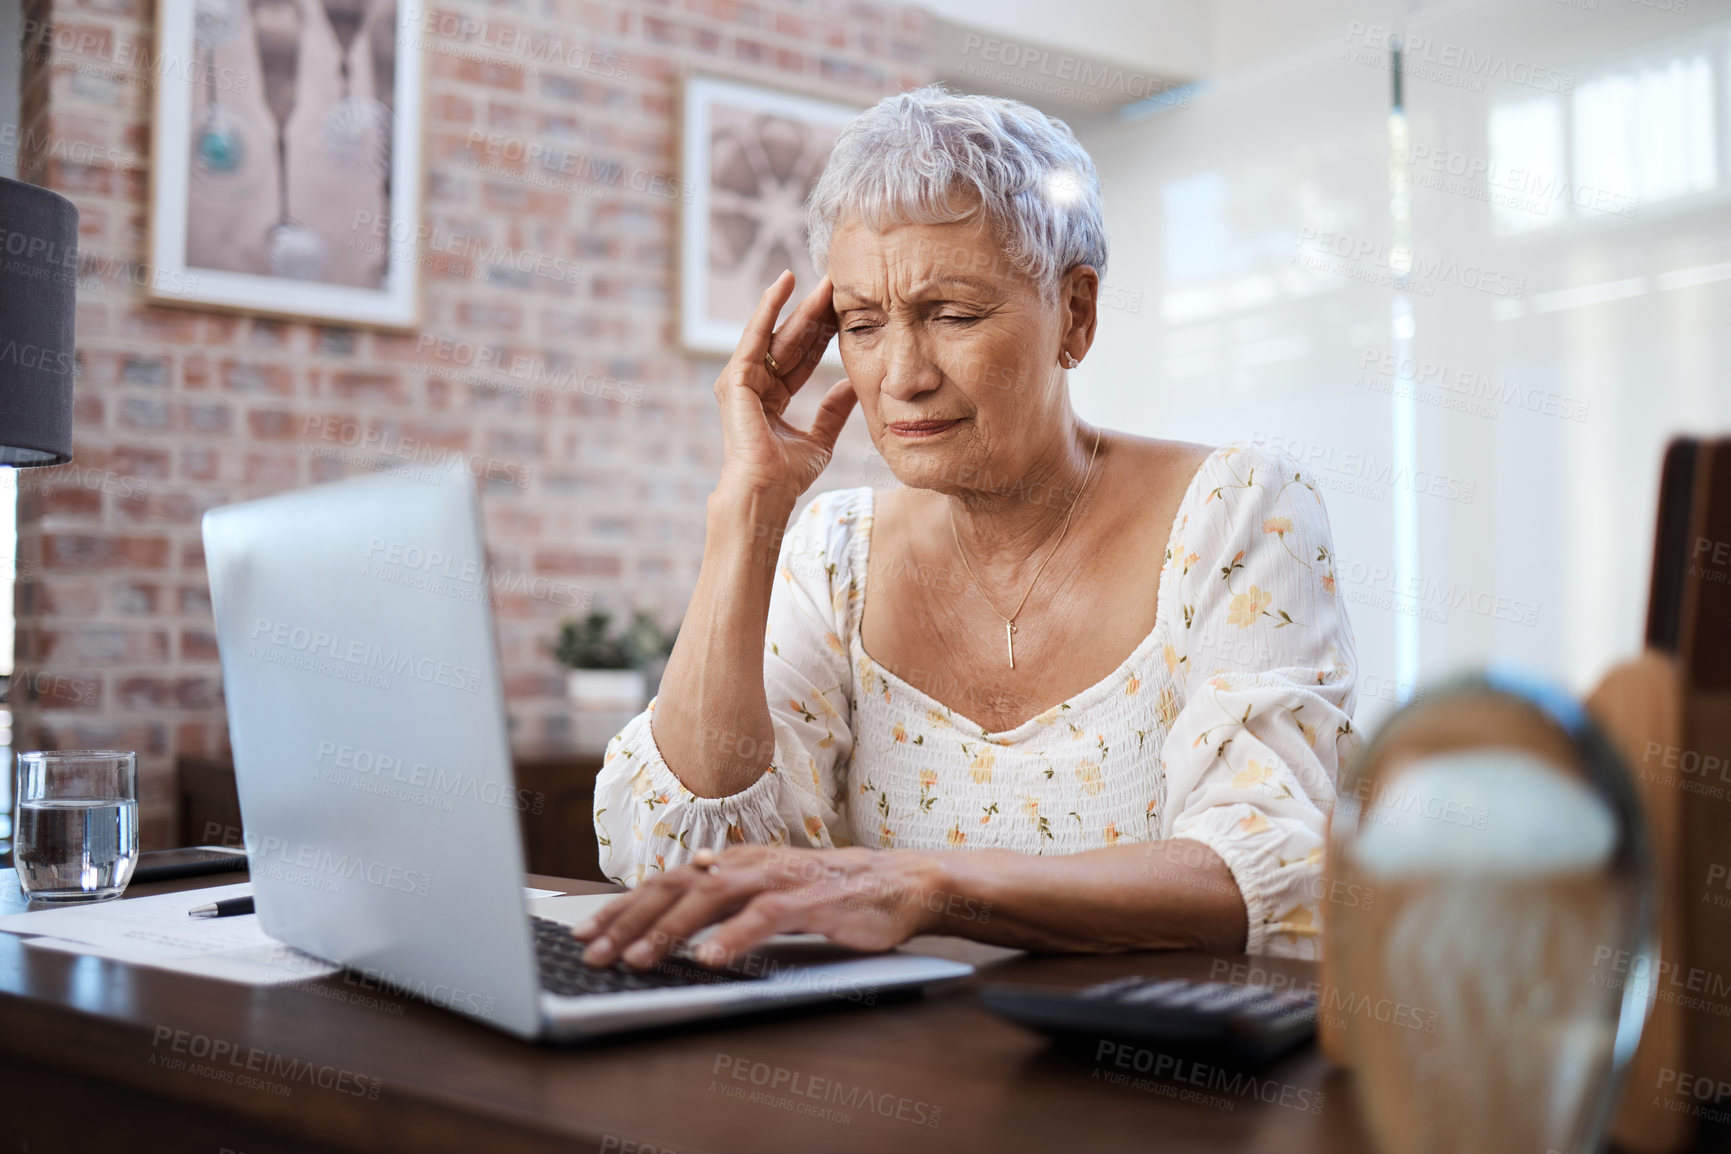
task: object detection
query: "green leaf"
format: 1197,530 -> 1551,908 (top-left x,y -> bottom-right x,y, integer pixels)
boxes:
553,607 -> 679,669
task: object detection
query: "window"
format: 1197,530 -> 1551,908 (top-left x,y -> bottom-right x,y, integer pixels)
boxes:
1487,36 -> 1721,235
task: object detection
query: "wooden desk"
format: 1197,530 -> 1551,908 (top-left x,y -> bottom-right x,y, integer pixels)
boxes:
177,754 -> 608,882
0,869 -> 1371,1154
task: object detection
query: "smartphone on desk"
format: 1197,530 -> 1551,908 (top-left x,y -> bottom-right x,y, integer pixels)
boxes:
131,845 -> 249,884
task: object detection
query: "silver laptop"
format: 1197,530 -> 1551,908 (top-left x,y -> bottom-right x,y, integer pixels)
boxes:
201,463 -> 972,1041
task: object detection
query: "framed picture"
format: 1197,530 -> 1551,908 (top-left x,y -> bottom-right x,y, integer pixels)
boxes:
147,0 -> 423,329
679,75 -> 861,359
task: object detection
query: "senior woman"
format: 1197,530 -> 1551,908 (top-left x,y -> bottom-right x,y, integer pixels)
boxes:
582,86 -> 1358,973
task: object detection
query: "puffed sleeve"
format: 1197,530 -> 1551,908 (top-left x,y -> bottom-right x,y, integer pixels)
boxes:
1158,444 -> 1359,959
592,489 -> 863,886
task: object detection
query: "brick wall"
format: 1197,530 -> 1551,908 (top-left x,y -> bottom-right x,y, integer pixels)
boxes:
11,0 -> 931,845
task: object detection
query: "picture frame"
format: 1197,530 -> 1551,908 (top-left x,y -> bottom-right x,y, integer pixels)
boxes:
147,0 -> 424,330
679,74 -> 861,360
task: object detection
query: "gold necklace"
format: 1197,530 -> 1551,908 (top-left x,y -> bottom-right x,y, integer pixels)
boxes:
948,427 -> 1103,669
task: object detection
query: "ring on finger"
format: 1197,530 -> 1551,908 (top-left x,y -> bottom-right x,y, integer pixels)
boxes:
763,350 -> 781,376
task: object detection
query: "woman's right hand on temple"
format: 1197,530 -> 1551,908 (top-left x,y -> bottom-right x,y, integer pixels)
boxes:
714,270 -> 857,502
650,272 -> 848,799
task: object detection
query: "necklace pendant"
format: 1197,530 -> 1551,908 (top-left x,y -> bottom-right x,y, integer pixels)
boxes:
1006,620 -> 1017,670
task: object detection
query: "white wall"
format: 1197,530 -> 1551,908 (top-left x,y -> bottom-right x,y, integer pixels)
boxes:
1396,2 -> 1731,694
920,0 -> 1211,79
1073,37 -> 1408,729
1209,0 -> 1405,75
1072,0 -> 1731,734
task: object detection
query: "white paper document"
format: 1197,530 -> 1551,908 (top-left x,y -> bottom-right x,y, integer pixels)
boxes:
0,883 -> 572,986
0,883 -> 334,985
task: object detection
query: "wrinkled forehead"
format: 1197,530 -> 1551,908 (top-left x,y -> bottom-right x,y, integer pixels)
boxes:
827,211 -> 1032,305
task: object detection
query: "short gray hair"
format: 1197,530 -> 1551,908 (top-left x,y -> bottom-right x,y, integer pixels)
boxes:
805,85 -> 1108,295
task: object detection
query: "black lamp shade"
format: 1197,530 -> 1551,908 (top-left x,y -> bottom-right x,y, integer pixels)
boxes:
0,176 -> 78,467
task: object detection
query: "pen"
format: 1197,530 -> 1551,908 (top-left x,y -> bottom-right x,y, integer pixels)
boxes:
188,896 -> 255,919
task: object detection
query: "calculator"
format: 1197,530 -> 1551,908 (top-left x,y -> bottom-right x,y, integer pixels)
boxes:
980,976 -> 1319,1069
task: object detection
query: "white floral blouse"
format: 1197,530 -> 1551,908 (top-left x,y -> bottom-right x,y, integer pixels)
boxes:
594,442 -> 1360,959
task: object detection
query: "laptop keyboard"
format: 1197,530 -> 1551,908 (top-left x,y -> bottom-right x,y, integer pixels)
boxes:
532,915 -> 760,997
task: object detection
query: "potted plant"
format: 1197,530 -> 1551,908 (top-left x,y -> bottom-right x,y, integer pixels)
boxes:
617,608 -> 677,700
554,610 -> 675,749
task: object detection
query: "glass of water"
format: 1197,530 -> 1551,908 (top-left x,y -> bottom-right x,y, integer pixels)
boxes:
14,750 -> 139,903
